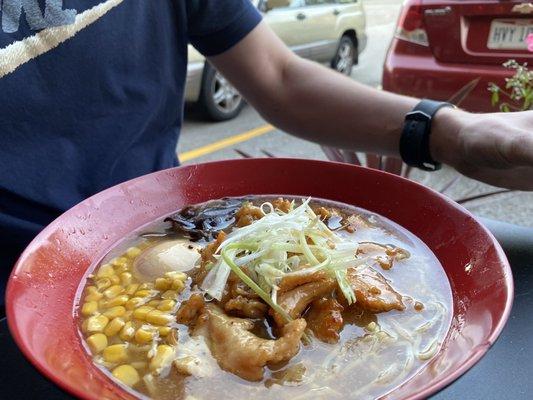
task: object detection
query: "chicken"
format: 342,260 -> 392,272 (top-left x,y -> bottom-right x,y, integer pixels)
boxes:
357,242 -> 410,270
344,214 -> 372,233
345,267 -> 405,312
272,276 -> 336,326
272,197 -> 292,213
277,271 -> 329,293
226,274 -> 261,300
235,202 -> 264,227
224,295 -> 268,319
176,293 -> 205,325
196,305 -> 306,381
190,232 -> 227,286
306,297 -> 344,344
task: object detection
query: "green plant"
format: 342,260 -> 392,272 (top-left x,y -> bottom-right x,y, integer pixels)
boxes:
489,60 -> 533,112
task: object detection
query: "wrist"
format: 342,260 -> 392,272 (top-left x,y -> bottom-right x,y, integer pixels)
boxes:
430,106 -> 466,167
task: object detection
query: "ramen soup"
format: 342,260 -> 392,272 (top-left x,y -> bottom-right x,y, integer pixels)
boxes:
78,197 -> 452,400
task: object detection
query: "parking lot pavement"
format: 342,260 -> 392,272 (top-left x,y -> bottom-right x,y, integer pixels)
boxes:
178,0 -> 533,228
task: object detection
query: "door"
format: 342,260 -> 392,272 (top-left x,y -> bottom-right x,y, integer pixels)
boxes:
261,0 -> 313,57
301,0 -> 340,61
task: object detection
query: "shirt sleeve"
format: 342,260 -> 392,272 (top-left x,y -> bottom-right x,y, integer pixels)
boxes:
186,0 -> 263,57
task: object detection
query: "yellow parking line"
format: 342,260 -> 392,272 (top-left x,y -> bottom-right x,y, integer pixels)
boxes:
179,124 -> 275,162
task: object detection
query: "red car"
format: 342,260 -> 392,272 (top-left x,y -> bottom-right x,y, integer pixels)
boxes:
383,0 -> 533,112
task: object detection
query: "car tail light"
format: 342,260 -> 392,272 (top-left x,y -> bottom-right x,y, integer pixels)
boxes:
395,0 -> 429,46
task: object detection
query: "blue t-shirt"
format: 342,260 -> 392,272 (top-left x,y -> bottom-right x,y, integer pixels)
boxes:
0,0 -> 262,288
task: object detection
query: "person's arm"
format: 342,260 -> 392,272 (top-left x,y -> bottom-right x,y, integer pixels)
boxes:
208,22 -> 533,190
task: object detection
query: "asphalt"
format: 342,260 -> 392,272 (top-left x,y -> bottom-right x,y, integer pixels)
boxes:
179,0 -> 533,228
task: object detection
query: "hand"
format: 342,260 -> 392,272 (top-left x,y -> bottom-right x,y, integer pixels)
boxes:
431,108 -> 533,191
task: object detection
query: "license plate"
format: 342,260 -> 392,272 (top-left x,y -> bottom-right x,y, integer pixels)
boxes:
487,19 -> 533,50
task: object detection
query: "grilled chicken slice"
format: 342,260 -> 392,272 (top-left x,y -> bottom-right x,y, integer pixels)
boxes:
272,277 -> 336,326
305,297 -> 344,344
224,295 -> 268,319
176,293 -> 205,325
277,271 -> 329,293
345,267 -> 405,312
196,305 -> 306,381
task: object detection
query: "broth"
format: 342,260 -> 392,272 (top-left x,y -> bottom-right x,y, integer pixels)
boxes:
78,197 -> 452,400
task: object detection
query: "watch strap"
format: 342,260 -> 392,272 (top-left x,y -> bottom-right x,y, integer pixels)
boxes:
400,99 -> 453,171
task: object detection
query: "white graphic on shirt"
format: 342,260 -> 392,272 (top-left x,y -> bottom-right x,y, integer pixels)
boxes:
0,0 -> 123,79
2,0 -> 77,33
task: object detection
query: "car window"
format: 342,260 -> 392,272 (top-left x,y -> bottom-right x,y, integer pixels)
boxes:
305,0 -> 337,5
259,0 -> 305,11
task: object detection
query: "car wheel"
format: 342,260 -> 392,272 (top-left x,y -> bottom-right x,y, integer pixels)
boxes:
331,36 -> 356,76
199,63 -> 244,121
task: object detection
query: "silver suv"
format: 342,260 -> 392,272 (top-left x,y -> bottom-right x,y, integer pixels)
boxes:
186,0 -> 367,121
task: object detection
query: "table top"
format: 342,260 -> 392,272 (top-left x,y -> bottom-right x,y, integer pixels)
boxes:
1,242 -> 531,400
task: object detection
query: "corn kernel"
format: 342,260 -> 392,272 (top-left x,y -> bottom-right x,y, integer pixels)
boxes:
123,310 -> 133,320
139,282 -> 155,290
119,321 -> 135,341
103,306 -> 126,319
86,333 -> 108,354
103,344 -> 129,363
146,310 -> 173,326
106,295 -> 129,308
96,264 -> 115,278
130,361 -> 148,370
100,295 -> 128,309
134,289 -> 153,298
147,300 -> 160,308
112,256 -> 129,267
126,297 -> 145,310
154,278 -> 169,291
85,291 -> 104,302
114,264 -> 130,274
132,306 -> 153,320
150,345 -> 175,375
81,301 -> 98,316
126,247 -> 142,259
86,286 -> 99,295
134,327 -> 155,344
165,271 -> 187,281
112,365 -> 140,387
125,283 -> 140,296
171,278 -> 185,292
120,272 -> 133,286
83,315 -> 109,333
157,299 -> 176,312
98,298 -> 109,309
95,278 -> 112,290
104,285 -> 124,299
104,317 -> 126,337
161,290 -> 177,300
109,274 -> 121,285
158,326 -> 172,336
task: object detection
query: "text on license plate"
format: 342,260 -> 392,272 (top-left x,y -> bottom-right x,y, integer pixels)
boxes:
487,19 -> 533,50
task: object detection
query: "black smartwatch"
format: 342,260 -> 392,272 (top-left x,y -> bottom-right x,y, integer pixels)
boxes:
400,99 -> 454,171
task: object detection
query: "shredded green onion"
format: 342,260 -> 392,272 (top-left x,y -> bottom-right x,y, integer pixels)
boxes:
200,199 -> 385,318
222,245 -> 291,322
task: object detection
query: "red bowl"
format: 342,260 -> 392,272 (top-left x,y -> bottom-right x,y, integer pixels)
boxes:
6,158 -> 513,400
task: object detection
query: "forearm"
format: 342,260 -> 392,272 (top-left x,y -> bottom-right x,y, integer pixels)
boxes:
257,56 -> 418,156
210,22 -> 533,190
210,23 -> 418,156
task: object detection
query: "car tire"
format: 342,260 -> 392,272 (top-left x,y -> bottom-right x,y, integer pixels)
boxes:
199,63 -> 245,121
331,35 -> 357,76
